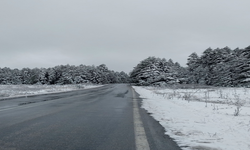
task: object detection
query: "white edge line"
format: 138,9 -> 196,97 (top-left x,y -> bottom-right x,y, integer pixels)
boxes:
132,87 -> 150,150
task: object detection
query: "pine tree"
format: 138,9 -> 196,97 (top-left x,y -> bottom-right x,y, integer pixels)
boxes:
130,57 -> 182,86
187,52 -> 201,84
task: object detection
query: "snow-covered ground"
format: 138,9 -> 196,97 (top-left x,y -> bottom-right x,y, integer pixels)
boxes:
0,84 -> 103,99
133,86 -> 250,150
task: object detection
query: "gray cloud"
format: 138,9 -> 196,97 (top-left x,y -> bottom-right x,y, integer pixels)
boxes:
1,0 -> 250,73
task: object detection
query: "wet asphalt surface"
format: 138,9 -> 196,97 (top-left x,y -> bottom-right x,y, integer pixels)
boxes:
0,84 -> 181,150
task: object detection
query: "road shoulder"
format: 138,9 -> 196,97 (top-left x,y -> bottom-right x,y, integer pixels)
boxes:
132,87 -> 182,150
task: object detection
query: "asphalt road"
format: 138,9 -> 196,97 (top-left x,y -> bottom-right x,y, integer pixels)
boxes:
0,84 -> 181,150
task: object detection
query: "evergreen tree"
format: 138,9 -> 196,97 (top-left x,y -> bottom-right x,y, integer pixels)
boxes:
130,57 -> 184,86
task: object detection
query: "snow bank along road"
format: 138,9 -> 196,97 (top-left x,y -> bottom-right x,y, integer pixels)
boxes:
0,84 -> 181,150
133,86 -> 250,150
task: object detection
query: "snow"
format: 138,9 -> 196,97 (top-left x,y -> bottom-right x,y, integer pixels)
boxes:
0,84 -> 103,99
133,86 -> 250,150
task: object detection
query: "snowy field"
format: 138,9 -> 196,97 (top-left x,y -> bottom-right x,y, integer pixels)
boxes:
133,86 -> 250,150
0,84 -> 103,99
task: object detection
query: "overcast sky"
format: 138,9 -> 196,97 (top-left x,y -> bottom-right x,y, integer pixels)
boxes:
1,0 -> 250,73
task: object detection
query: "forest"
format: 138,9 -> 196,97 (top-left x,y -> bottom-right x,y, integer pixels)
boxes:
1,45 -> 250,87
130,45 -> 250,87
0,64 -> 130,85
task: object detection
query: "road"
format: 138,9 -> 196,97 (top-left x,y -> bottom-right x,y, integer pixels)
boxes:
0,84 -> 181,150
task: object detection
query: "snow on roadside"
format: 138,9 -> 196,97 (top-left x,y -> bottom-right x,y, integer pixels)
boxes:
0,84 -> 103,99
133,86 -> 250,150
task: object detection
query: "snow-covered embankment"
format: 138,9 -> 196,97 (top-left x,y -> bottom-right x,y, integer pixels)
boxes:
133,86 -> 250,150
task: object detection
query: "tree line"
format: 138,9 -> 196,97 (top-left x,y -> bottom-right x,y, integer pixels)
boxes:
130,45 -> 250,87
0,64 -> 130,85
1,45 -> 250,87
186,46 -> 250,87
